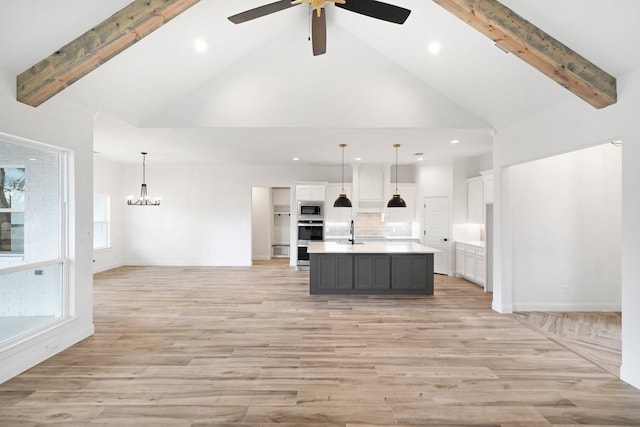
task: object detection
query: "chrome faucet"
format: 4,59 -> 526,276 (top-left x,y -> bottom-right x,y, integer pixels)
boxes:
349,219 -> 355,245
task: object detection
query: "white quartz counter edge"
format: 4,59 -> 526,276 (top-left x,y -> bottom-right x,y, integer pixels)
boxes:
456,240 -> 485,248
308,241 -> 440,254
324,236 -> 420,241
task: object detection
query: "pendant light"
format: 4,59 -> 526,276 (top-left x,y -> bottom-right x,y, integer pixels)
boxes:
333,143 -> 352,208
387,144 -> 406,208
127,152 -> 160,206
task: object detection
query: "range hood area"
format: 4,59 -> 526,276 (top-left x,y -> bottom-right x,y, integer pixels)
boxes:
348,163 -> 416,215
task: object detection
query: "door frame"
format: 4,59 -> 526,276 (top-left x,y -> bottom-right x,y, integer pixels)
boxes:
422,196 -> 451,276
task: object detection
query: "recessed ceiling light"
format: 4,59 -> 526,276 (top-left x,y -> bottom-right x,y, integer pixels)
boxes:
293,157 -> 300,161
355,157 -> 362,161
427,41 -> 441,55
194,38 -> 207,53
417,157 -> 424,161
451,139 -> 460,144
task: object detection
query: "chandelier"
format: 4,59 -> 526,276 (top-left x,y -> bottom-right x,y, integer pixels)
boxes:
127,152 -> 160,206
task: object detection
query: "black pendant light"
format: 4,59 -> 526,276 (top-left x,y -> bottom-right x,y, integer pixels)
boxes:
387,143 -> 406,208
127,152 -> 160,206
334,143 -> 352,208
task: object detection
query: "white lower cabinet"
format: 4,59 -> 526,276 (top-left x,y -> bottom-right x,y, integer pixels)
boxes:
455,245 -> 465,276
475,247 -> 486,287
455,242 -> 486,288
464,247 -> 476,280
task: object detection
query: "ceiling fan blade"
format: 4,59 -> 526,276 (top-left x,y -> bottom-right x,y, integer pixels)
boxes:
335,0 -> 411,24
312,9 -> 327,56
228,0 -> 297,24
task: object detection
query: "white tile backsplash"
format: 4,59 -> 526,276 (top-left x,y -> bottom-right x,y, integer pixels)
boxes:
325,213 -> 413,238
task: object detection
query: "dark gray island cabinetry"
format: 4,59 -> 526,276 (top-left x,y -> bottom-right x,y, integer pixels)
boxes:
308,242 -> 438,295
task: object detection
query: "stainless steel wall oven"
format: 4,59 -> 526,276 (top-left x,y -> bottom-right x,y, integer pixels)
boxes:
297,219 -> 324,266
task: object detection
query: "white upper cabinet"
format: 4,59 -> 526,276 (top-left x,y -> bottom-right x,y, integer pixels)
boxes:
358,166 -> 385,201
482,173 -> 494,204
354,164 -> 390,212
467,170 -> 494,224
467,176 -> 484,224
296,184 -> 325,202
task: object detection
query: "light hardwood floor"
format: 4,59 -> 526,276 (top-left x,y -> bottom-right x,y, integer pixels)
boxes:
1,264 -> 638,426
514,311 -> 622,378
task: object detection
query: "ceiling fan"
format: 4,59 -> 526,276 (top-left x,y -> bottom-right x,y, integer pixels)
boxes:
228,0 -> 411,56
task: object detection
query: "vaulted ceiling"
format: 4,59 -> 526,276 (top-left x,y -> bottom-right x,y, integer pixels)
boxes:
3,1 -> 639,166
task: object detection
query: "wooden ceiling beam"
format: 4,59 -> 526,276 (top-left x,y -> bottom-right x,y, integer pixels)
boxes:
17,0 -> 201,107
432,0 -> 617,109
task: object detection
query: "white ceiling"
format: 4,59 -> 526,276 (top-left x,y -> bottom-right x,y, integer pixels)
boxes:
3,1 -> 640,166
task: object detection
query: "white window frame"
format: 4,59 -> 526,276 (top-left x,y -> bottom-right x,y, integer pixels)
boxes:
0,131 -> 70,348
93,193 -> 110,250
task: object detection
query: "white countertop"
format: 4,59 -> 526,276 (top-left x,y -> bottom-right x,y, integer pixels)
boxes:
324,235 -> 420,241
457,240 -> 485,248
308,241 -> 440,254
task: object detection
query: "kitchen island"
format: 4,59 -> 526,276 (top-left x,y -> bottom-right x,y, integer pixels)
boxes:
307,241 -> 439,295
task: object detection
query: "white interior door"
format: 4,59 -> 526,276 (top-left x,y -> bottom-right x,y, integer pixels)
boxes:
423,197 -> 450,275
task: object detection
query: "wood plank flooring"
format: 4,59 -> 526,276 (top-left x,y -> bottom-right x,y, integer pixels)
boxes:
514,311 -> 621,377
1,264 -> 639,426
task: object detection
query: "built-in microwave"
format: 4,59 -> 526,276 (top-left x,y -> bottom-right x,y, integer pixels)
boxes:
297,201 -> 324,220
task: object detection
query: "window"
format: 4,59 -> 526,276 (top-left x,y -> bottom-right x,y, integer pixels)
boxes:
93,194 -> 110,250
0,167 -> 25,254
1,134 -> 67,344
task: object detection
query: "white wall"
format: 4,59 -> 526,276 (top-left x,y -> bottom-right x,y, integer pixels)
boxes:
251,187 -> 271,261
0,73 -> 96,383
492,67 -> 640,388
93,156 -> 125,273
118,164 -> 344,267
510,143 -> 621,311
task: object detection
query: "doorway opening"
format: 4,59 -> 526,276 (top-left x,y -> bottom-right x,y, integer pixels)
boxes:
251,187 -> 291,264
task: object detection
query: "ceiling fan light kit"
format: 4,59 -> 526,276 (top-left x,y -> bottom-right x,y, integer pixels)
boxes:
228,0 -> 411,56
291,0 -> 346,17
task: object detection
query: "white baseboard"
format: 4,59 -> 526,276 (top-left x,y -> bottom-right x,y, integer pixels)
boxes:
0,318 -> 94,384
512,303 -> 621,312
93,262 -> 124,274
492,301 -> 513,314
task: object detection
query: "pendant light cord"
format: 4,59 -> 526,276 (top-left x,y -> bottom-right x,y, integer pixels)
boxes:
341,145 -> 345,192
142,153 -> 147,185
394,144 -> 399,194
